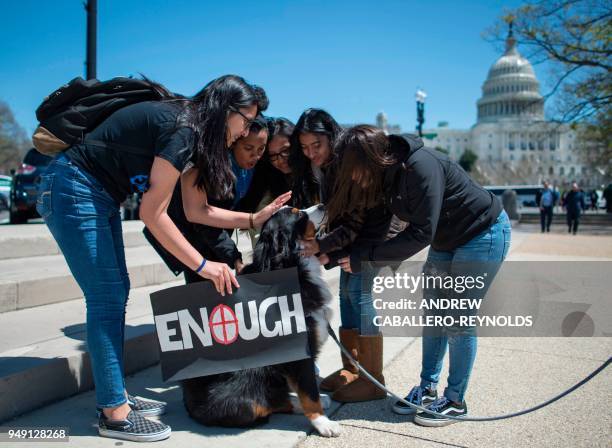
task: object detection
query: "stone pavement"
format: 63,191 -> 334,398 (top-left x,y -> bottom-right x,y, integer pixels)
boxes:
299,226 -> 612,448
298,337 -> 611,448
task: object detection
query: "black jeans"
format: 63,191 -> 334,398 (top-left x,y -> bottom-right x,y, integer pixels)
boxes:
567,212 -> 580,234
540,206 -> 553,232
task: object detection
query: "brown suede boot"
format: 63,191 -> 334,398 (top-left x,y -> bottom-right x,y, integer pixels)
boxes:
319,328 -> 359,392
331,333 -> 386,402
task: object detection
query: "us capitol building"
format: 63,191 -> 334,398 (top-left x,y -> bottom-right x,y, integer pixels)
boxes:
378,26 -> 592,187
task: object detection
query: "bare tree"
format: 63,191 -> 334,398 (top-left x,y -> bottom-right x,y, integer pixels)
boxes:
0,101 -> 30,174
483,0 -> 611,179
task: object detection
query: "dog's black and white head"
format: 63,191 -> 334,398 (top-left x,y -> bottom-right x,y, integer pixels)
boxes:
242,203 -> 333,334
248,205 -> 324,272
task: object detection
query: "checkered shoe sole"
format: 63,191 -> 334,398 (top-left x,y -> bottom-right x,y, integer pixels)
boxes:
127,394 -> 167,416
98,410 -> 171,442
95,395 -> 167,418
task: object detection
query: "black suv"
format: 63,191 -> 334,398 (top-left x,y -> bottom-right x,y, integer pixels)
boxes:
10,148 -> 53,224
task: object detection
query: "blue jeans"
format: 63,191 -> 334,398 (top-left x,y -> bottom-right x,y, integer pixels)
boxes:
339,266 -> 379,335
419,210 -> 511,403
36,153 -> 129,408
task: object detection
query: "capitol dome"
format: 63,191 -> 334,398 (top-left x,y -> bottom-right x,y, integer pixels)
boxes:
476,24 -> 544,123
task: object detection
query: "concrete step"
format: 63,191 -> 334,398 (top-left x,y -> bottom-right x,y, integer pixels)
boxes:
0,245 -> 181,313
0,281 -> 182,423
0,221 -> 149,261
0,229 -> 259,313
0,267 -> 415,448
0,267 -> 342,425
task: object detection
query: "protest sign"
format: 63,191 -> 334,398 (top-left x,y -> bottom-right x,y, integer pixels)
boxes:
150,267 -> 309,382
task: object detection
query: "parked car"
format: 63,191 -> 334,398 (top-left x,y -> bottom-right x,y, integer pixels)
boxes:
10,148 -> 53,224
0,175 -> 11,212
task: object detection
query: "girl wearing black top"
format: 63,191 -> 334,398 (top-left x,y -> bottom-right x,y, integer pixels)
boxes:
238,117 -> 295,213
327,125 -> 510,426
149,114 -> 270,283
287,109 -> 331,208
291,110 -> 392,403
35,75 -> 290,442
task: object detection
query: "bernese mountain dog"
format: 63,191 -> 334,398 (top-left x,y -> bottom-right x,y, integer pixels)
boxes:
181,205 -> 341,437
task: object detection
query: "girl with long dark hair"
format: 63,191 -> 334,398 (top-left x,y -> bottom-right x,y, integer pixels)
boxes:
326,125 -> 510,426
35,75 -> 290,442
293,110 -> 391,403
148,114 -> 271,283
289,108 -> 342,207
238,117 -> 295,213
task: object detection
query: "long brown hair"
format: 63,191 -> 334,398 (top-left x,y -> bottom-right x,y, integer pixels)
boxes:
326,125 -> 397,225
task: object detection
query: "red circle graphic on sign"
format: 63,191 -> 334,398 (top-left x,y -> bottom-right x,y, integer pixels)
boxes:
209,304 -> 239,345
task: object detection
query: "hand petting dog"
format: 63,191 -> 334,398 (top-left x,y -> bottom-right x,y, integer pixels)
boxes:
253,191 -> 292,227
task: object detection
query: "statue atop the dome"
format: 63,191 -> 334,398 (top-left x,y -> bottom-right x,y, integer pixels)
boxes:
504,17 -> 517,55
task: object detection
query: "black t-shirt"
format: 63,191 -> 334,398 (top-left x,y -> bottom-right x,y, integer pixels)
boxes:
67,101 -> 195,203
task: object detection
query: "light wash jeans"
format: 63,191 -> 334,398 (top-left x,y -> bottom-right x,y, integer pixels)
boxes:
419,210 -> 511,403
36,153 -> 129,408
339,265 -> 379,335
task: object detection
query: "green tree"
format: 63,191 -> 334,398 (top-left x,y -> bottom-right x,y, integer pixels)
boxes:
459,149 -> 478,172
484,0 -> 611,179
434,146 -> 449,155
0,101 -> 29,174
572,109 -> 611,180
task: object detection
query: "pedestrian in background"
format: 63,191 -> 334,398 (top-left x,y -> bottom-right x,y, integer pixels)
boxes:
589,189 -> 599,211
564,181 -> 585,235
604,183 -> 612,213
536,180 -> 555,233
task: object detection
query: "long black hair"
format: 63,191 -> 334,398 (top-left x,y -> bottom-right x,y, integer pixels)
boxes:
260,117 -> 295,165
267,117 -> 295,142
248,113 -> 269,135
143,74 -> 268,200
289,108 -> 342,207
236,116 -> 292,212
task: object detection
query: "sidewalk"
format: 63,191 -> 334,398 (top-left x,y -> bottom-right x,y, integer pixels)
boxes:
0,228 -> 610,447
299,337 -> 611,448
299,227 -> 612,448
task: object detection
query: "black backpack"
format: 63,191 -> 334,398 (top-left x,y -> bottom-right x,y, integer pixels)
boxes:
32,76 -> 165,155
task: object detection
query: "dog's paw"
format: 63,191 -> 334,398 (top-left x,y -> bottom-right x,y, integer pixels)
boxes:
311,415 -> 341,437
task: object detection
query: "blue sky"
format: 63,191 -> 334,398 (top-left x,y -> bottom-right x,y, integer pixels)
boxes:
1,0 -> 533,135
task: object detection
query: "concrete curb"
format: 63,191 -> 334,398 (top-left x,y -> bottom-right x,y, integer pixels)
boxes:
0,222 -> 148,260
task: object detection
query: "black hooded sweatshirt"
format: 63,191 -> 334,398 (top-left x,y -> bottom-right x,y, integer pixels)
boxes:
354,133 -> 503,265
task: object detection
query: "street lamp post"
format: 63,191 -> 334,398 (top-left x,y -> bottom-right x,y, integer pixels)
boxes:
85,0 -> 97,80
415,88 -> 427,137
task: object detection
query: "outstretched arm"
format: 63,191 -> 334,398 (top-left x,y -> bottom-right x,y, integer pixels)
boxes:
181,167 -> 291,228
140,157 -> 239,296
